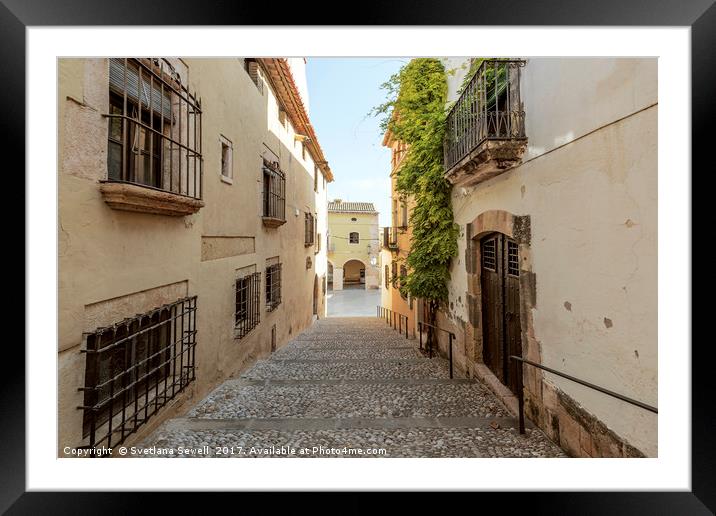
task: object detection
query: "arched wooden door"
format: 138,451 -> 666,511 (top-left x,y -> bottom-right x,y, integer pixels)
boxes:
480,233 -> 522,394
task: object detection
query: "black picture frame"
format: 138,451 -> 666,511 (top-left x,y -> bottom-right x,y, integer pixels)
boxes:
7,0 -> 711,512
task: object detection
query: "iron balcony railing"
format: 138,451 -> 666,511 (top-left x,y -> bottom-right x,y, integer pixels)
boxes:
444,59 -> 527,172
382,227 -> 399,249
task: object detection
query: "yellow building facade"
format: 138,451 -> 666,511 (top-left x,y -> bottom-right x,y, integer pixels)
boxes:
327,201 -> 379,290
380,133 -> 419,335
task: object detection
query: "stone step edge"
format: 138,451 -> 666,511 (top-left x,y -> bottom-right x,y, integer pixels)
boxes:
165,415 -> 531,432
266,358 -> 438,364
223,378 -> 476,387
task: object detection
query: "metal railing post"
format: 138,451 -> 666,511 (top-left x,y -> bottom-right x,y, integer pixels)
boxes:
405,318 -> 408,339
448,333 -> 454,379
418,322 -> 423,350
517,358 -> 525,434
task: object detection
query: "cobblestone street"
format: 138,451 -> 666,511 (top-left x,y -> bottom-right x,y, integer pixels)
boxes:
138,317 -> 566,458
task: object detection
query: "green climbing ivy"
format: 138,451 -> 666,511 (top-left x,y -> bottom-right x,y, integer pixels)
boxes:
372,58 -> 459,311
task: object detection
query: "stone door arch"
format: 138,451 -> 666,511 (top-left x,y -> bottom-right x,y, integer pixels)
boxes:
465,210 -> 538,389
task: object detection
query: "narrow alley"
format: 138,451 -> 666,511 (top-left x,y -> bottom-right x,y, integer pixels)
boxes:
137,317 -> 564,458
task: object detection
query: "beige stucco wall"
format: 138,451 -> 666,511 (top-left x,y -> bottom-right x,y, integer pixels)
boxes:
444,58 -> 657,456
58,57 -> 328,454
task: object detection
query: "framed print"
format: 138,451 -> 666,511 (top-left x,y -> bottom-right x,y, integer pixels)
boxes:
8,0 -> 713,512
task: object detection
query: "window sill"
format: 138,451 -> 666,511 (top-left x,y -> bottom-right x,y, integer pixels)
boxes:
262,216 -> 286,228
99,182 -> 204,216
220,175 -> 233,185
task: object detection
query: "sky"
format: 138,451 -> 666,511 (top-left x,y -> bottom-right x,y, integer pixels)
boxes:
306,58 -> 408,227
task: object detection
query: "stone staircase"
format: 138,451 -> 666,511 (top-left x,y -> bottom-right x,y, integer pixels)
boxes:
137,317 -> 565,458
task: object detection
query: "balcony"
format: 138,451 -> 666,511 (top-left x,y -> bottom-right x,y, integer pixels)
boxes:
444,59 -> 528,187
382,227 -> 399,250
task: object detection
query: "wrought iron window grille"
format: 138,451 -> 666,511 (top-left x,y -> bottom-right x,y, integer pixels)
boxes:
266,263 -> 283,311
305,213 -> 315,246
235,272 -> 261,339
104,58 -> 203,200
262,159 -> 286,222
78,296 -> 198,451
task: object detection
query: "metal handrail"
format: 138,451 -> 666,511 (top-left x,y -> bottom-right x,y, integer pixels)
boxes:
509,355 -> 658,435
418,321 -> 456,379
376,306 -> 411,340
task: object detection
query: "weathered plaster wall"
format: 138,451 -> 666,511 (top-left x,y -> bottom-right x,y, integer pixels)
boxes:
58,57 -> 327,454
444,58 -> 657,456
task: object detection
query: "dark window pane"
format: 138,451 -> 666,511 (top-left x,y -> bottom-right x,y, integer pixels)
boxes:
107,141 -> 122,180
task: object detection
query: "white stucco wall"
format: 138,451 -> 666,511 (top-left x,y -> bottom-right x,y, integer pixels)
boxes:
447,58 -> 658,456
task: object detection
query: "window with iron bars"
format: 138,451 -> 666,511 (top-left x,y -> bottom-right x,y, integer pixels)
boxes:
235,272 -> 261,339
105,58 -> 203,200
262,159 -> 286,223
391,262 -> 398,287
385,265 -> 390,289
304,212 -> 315,246
266,263 -> 282,311
79,296 -> 197,450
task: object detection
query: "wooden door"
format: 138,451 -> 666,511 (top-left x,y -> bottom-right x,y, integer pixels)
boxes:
480,233 -> 523,394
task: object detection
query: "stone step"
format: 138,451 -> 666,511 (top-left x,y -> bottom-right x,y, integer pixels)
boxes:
187,380 -> 508,420
272,346 -> 420,360
138,423 -> 563,458
298,328 -> 408,336
169,415 -> 523,431
240,358 -> 450,381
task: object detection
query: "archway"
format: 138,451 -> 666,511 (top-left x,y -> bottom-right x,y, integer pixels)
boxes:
465,209 -> 536,396
342,259 -> 366,289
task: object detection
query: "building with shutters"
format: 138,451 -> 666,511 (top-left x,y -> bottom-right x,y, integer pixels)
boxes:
57,57 -> 332,455
327,200 -> 380,291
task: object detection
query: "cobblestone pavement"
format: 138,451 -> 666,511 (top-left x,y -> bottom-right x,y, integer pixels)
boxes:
138,317 -> 566,458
